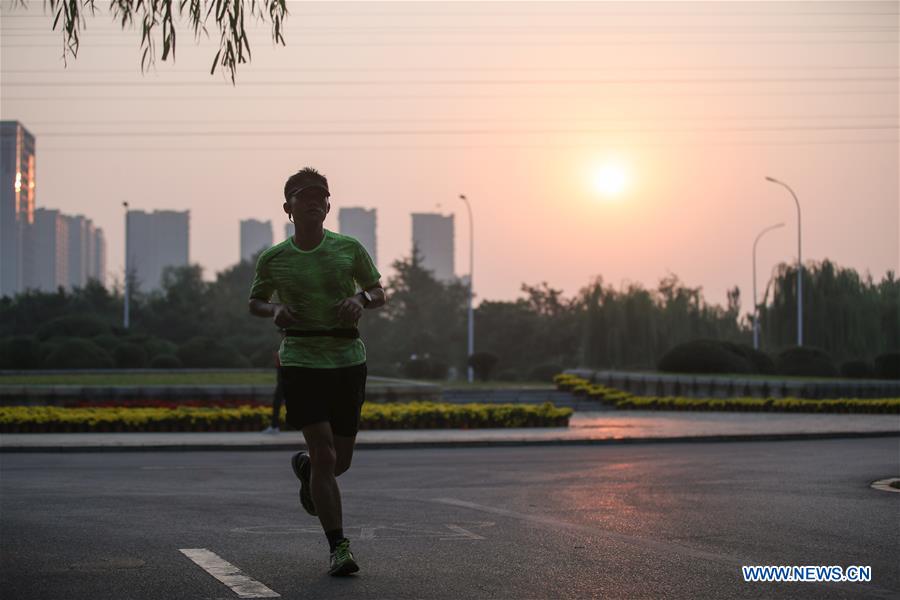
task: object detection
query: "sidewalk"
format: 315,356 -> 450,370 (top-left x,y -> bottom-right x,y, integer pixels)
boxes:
2,411 -> 897,452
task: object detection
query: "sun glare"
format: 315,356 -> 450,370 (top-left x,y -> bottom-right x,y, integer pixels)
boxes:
593,163 -> 629,198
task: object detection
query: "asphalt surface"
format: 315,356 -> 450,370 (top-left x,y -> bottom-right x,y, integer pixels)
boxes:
1,439 -> 898,599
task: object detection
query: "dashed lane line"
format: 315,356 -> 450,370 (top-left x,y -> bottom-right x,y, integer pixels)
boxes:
179,548 -> 280,598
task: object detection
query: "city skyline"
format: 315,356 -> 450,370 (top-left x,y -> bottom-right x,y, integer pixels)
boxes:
0,2 -> 896,309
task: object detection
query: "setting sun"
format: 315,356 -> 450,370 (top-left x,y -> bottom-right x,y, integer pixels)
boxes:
593,163 -> 629,198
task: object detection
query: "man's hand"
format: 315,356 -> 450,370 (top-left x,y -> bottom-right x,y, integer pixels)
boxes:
273,304 -> 301,329
336,294 -> 365,323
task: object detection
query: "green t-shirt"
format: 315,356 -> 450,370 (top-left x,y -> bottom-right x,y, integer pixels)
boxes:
249,230 -> 381,368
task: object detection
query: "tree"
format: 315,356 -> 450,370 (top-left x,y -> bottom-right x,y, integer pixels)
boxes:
759,260 -> 898,361
372,247 -> 469,369
468,351 -> 499,381
15,0 -> 288,82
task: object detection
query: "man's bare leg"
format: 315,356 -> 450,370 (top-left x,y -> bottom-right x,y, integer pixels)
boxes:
333,434 -> 357,477
302,422 -> 342,533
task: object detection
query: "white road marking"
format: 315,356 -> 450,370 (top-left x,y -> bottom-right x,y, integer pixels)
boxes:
871,478 -> 900,493
230,522 -> 493,540
443,524 -> 485,540
179,548 -> 280,599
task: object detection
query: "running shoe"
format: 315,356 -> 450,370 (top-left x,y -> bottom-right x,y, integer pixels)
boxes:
290,451 -> 317,516
328,539 -> 359,576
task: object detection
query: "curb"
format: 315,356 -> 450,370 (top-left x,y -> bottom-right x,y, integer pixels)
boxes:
1,430 -> 897,453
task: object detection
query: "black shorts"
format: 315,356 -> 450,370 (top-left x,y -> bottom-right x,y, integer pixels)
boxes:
279,363 -> 367,436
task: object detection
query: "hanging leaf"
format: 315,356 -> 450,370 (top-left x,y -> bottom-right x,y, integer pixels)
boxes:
29,0 -> 289,81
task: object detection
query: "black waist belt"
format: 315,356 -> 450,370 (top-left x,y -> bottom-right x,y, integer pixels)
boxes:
284,328 -> 360,339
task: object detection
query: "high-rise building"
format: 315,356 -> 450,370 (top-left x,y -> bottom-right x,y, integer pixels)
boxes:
28,208 -> 68,292
411,212 -> 455,282
90,227 -> 106,287
64,215 -> 90,289
126,209 -> 189,291
338,207 -> 377,267
284,222 -> 293,241
0,121 -> 36,297
240,219 -> 273,263
27,209 -> 105,292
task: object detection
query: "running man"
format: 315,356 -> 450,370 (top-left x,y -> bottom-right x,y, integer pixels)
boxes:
248,167 -> 385,576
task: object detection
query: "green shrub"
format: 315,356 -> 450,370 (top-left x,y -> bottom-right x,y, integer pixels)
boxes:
250,345 -> 278,368
149,354 -> 182,368
114,342 -> 149,368
92,334 -> 121,353
35,314 -> 110,341
776,346 -> 837,377
43,339 -> 114,369
467,352 -> 500,381
840,360 -> 873,379
874,352 -> 900,380
177,337 -> 250,368
494,368 -> 521,382
529,363 -> 563,382
726,343 -> 776,375
144,337 -> 178,360
0,402 -> 573,432
0,336 -> 42,369
403,356 -> 448,380
611,394 -> 899,414
552,374 -> 900,414
657,339 -> 753,375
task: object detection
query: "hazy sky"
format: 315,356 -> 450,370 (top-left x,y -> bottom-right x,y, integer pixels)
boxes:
1,0 -> 897,314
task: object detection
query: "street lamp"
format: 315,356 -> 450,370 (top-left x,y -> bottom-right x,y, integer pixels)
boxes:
765,176 -> 803,346
752,222 -> 784,350
122,201 -> 130,329
459,194 -> 474,383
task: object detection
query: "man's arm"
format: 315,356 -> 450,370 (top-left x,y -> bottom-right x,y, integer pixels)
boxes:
249,298 -> 277,318
336,282 -> 386,322
361,283 -> 386,309
249,298 -> 300,328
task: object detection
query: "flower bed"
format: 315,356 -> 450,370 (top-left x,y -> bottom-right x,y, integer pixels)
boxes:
553,374 -> 900,414
0,402 -> 572,433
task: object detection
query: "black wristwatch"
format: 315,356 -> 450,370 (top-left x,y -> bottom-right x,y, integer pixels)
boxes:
358,290 -> 373,307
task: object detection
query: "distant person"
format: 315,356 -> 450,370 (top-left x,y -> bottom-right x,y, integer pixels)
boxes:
248,167 -> 385,577
261,350 -> 284,434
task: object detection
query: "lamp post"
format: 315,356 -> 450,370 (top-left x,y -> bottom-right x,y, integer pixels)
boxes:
459,194 -> 474,383
752,222 -> 784,350
122,201 -> 130,329
765,176 -> 803,346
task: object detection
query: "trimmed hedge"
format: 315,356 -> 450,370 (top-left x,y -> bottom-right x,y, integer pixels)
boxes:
149,354 -> 182,368
177,337 -> 250,369
114,342 -> 149,368
44,339 -> 114,369
0,402 -> 573,433
840,360 -> 873,379
658,339 -> 756,375
776,346 -> 837,378
874,353 -> 900,380
553,373 -> 900,414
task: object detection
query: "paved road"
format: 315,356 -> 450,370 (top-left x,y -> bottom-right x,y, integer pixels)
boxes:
1,439 -> 898,599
